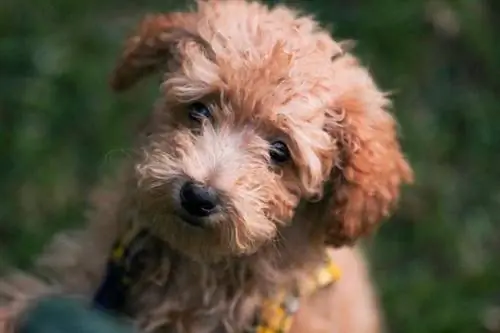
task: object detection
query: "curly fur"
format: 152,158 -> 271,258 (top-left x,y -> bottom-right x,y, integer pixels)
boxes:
1,1 -> 412,333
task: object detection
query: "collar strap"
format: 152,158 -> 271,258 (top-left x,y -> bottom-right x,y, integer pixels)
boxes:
92,228 -> 150,312
249,254 -> 341,333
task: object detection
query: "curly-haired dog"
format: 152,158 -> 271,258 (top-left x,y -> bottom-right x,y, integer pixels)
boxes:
1,1 -> 413,332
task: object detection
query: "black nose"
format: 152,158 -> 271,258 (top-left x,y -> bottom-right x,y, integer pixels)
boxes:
180,181 -> 219,217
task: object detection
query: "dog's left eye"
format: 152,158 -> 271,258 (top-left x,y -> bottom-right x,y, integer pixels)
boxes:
188,102 -> 212,121
270,140 -> 291,163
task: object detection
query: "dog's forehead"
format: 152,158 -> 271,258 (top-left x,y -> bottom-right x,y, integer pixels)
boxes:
189,2 -> 341,127
216,55 -> 330,129
191,24 -> 336,121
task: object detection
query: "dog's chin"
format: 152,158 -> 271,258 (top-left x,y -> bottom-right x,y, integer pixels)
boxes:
148,212 -> 270,262
176,211 -> 212,229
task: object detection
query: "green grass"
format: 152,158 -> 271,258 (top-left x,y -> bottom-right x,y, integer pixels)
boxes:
1,0 -> 499,332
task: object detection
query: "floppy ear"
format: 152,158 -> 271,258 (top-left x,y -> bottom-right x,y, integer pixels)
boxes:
320,54 -> 413,247
110,12 -> 201,92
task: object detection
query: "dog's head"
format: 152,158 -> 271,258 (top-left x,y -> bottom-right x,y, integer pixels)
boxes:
111,0 -> 413,260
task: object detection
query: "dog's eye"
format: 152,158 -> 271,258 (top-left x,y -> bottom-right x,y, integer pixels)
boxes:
270,140 -> 290,163
188,102 -> 212,122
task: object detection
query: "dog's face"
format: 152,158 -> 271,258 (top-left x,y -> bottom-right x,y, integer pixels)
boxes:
111,1 -> 413,260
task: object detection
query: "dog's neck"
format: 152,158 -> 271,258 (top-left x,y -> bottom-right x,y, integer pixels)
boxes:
128,212 -> 325,289
120,216 -> 326,332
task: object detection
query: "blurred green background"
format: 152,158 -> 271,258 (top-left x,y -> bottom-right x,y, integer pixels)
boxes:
1,0 -> 499,332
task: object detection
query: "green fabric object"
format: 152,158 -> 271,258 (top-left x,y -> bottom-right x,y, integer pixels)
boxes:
17,296 -> 138,333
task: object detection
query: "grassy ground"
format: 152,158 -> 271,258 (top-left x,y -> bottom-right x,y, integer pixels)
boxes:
1,0 -> 499,332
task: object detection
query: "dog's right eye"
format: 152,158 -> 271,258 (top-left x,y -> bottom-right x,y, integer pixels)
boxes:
269,140 -> 291,163
188,102 -> 212,122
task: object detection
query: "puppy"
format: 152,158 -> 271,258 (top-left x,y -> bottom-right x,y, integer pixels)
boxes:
1,1 -> 412,332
